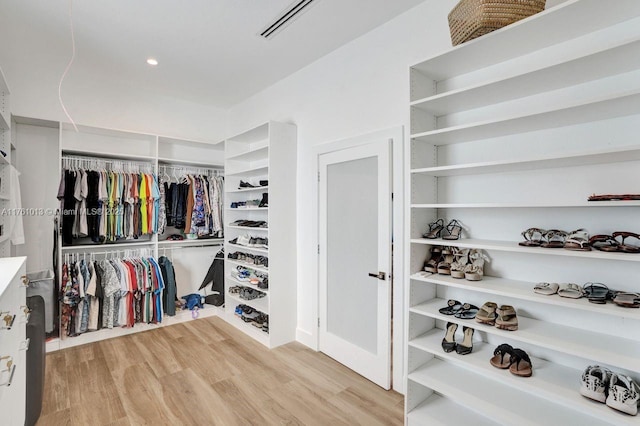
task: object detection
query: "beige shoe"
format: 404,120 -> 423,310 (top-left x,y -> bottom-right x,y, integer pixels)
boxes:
495,305 -> 518,331
475,301 -> 498,325
464,249 -> 489,281
450,248 -> 469,279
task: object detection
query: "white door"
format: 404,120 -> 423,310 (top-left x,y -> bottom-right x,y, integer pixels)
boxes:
318,139 -> 392,389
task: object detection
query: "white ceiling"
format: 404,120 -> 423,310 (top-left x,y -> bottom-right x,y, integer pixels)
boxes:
0,0 -> 424,108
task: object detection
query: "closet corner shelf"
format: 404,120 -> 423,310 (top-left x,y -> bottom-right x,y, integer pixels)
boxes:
157,157 -> 223,168
410,0 -> 640,80
226,225 -> 269,232
410,238 -> 640,262
226,186 -> 269,194
410,298 -> 640,374
225,259 -> 268,274
225,145 -> 269,162
410,90 -> 640,145
157,238 -> 223,247
226,243 -> 268,254
410,201 -> 640,209
410,272 -> 640,321
61,241 -> 155,251
225,292 -> 269,314
410,145 -> 640,177
225,165 -> 269,178
409,336 -> 630,426
225,275 -> 269,295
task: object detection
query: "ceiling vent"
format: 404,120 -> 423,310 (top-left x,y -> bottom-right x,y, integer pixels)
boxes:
259,0 -> 318,40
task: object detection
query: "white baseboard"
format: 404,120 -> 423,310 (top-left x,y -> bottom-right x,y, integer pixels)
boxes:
295,327 -> 317,350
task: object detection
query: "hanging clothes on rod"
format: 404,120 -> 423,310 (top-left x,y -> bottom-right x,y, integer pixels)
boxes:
59,156 -> 160,245
59,249 -> 165,339
159,164 -> 224,239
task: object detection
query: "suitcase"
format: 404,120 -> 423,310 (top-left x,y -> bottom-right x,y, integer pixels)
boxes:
25,295 -> 45,426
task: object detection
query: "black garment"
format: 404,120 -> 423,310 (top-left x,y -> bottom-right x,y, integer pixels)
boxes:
86,171 -> 101,242
62,170 -> 77,245
94,261 -> 104,330
172,183 -> 189,229
164,182 -> 174,226
158,256 -> 177,316
198,251 -> 225,295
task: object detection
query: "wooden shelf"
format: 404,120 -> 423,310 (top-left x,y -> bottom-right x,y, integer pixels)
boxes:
410,238 -> 640,262
407,393 -> 493,426
411,145 -> 640,177
410,0 -> 640,81
410,330 -> 636,425
226,186 -> 269,193
411,272 -> 640,321
226,259 -> 268,274
411,38 -> 640,115
226,243 -> 268,254
410,298 -> 640,373
411,201 -> 640,208
411,90 -> 640,145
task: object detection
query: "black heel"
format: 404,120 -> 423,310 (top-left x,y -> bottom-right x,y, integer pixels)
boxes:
441,322 -> 458,353
455,326 -> 474,355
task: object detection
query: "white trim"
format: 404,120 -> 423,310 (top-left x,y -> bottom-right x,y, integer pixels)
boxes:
311,126 -> 405,393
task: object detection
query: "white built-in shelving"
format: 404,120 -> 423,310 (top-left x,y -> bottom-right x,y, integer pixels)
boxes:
0,67 -> 11,258
406,1 -> 640,424
224,121 -> 297,348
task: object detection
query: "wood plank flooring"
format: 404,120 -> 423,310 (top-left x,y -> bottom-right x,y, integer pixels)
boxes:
37,316 -> 404,426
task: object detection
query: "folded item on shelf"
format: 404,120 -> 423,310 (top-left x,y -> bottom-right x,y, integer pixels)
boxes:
588,194 -> 640,201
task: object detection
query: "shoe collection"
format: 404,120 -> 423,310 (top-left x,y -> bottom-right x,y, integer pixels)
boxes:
519,228 -> 640,253
229,220 -> 268,228
238,180 -> 268,189
229,235 -> 269,248
230,193 -> 268,209
533,282 -> 640,308
228,251 -> 268,268
490,344 -> 533,377
424,247 -> 489,281
229,285 -> 266,301
581,365 -> 640,416
422,218 -> 464,240
232,266 -> 268,289
439,299 -> 518,331
234,304 -> 269,333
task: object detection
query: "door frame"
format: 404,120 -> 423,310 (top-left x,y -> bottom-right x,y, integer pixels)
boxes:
310,126 -> 405,393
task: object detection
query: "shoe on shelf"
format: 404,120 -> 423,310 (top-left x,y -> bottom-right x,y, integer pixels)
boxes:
475,301 -> 498,325
490,344 -> 514,369
437,247 -> 454,275
564,229 -> 592,251
495,305 -> 518,331
422,219 -> 444,239
612,231 -> 640,253
519,227 -> 545,247
580,365 -> 612,403
424,247 -> 442,273
441,322 -> 458,353
557,283 -> 584,299
236,235 -> 251,246
533,282 -> 559,295
464,249 -> 489,281
606,374 -> 640,416
509,348 -> 533,377
455,326 -> 474,355
259,193 -> 268,208
259,180 -> 268,187
453,303 -> 479,320
541,229 -> 567,248
443,219 -> 463,240
450,248 -> 469,279
438,299 -> 462,316
239,180 -> 257,189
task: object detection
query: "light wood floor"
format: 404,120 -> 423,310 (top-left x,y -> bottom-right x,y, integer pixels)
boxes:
37,316 -> 404,426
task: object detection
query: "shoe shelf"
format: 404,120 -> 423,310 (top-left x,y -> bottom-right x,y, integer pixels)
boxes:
226,225 -> 269,232
411,90 -> 640,145
411,145 -> 640,177
225,145 -> 269,162
226,259 -> 269,274
411,298 -> 640,374
409,358 -> 602,426
411,201 -> 640,209
225,275 -> 269,295
407,393 -> 494,426
410,0 -> 640,82
226,207 -> 269,211
225,165 -> 269,178
157,238 -> 223,247
410,238 -> 640,263
226,292 -> 269,314
226,186 -> 269,193
410,330 -> 636,425
411,272 -> 640,321
225,313 -> 270,345
226,243 -> 268,254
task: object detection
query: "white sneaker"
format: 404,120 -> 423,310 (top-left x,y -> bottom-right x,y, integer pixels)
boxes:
580,365 -> 611,403
236,235 -> 251,246
606,374 -> 639,416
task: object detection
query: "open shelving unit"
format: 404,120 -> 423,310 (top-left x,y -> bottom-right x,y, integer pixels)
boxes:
223,121 -> 297,348
406,2 -> 640,424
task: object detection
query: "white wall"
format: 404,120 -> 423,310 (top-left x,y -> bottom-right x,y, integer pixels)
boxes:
227,0 -> 458,349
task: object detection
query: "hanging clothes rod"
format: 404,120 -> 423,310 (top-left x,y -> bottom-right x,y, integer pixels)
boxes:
159,243 -> 223,252
158,164 -> 223,177
62,155 -> 155,173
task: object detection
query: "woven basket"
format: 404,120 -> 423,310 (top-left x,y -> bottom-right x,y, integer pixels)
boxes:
448,0 -> 546,46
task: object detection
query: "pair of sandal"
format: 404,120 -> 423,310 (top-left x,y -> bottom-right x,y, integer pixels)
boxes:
534,282 -> 586,299
441,322 -> 475,355
490,344 -> 532,377
534,282 -> 640,307
590,232 -> 640,253
424,246 -> 453,274
475,302 -> 518,331
519,228 -> 592,251
422,219 -> 464,240
450,248 -> 489,281
438,300 -> 479,319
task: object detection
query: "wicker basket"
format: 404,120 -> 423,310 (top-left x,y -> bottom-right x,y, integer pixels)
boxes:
448,0 -> 546,46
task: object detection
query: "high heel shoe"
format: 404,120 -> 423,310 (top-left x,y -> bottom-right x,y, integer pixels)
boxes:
456,326 -> 474,355
443,219 -> 463,240
450,248 -> 469,279
423,246 -> 442,273
437,247 -> 454,275
422,219 -> 444,239
465,249 -> 489,281
441,322 -> 458,353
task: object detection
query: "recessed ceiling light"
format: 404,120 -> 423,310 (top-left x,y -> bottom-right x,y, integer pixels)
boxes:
146,58 -> 158,66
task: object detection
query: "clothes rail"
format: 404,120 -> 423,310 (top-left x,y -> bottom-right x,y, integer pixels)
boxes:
62,155 -> 155,173
159,243 -> 223,252
63,248 -> 154,262
159,164 -> 223,178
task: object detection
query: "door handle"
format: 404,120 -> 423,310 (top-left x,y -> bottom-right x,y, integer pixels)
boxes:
368,271 -> 386,280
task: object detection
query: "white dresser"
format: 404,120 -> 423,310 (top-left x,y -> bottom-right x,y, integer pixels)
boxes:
0,257 -> 27,426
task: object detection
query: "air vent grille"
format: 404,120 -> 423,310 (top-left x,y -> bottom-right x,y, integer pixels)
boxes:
260,0 -> 318,39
